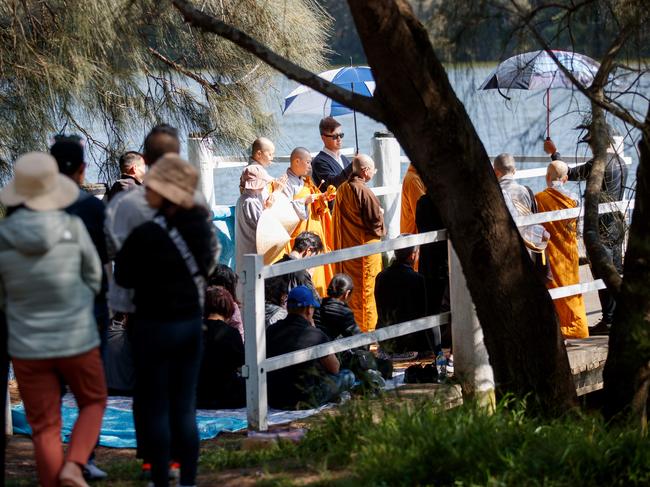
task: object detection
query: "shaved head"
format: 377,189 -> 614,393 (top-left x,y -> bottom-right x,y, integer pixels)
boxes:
546,160 -> 568,187
251,137 -> 274,156
290,147 -> 312,177
352,153 -> 374,173
251,137 -> 275,167
547,160 -> 568,180
493,153 -> 516,177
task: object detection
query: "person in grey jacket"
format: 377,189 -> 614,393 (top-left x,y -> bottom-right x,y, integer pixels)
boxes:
0,152 -> 106,487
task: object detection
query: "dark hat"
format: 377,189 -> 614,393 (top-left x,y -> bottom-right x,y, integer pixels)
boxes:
50,135 -> 84,176
287,285 -> 320,309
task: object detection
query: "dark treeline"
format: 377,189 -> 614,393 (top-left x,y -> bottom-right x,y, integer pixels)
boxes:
320,0 -> 650,65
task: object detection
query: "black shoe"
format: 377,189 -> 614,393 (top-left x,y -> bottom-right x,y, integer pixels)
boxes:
590,319 -> 611,336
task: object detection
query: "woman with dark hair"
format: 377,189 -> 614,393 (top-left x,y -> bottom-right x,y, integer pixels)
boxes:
208,264 -> 244,341
314,273 -> 361,340
197,286 -> 245,409
264,275 -> 289,328
115,154 -> 215,487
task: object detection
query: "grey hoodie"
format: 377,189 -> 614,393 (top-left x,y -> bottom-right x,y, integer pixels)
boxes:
0,209 -> 102,359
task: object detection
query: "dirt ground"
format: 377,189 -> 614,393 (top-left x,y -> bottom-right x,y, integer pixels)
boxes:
5,358 -> 456,486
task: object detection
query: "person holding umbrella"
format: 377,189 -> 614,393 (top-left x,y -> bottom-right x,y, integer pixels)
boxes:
311,117 -> 353,193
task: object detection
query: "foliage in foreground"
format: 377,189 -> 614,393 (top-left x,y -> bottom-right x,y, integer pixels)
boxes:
201,397 -> 650,486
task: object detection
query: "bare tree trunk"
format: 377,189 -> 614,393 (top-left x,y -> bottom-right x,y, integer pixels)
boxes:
584,100 -> 623,293
346,0 -> 577,413
603,104 -> 650,424
172,0 -> 578,414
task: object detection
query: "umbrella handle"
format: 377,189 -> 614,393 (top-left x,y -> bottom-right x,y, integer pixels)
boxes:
546,89 -> 550,139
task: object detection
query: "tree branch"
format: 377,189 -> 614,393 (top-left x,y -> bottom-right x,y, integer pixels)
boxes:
147,47 -> 218,94
171,0 -> 385,123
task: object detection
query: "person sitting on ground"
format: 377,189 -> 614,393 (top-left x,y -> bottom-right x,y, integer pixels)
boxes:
266,286 -> 355,410
314,273 -> 361,340
197,286 -> 245,409
106,151 -> 146,202
208,264 -> 244,341
276,231 -> 323,299
265,275 -> 289,328
375,239 -> 441,359
535,160 -> 589,339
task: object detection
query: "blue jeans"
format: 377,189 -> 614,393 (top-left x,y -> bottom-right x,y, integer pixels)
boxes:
132,316 -> 203,487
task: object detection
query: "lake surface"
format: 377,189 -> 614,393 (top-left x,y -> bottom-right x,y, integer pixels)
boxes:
88,65 -> 644,205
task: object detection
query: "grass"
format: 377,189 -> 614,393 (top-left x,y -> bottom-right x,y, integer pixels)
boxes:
9,395 -> 650,486
192,396 -> 650,486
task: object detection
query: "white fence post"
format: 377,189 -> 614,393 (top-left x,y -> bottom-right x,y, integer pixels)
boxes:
372,133 -> 401,241
243,253 -> 268,431
187,136 -> 216,209
5,384 -> 11,435
448,242 -> 495,407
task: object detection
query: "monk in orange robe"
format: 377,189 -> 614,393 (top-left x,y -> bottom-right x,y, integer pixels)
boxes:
332,154 -> 386,332
535,160 -> 589,339
281,147 -> 335,296
400,164 -> 426,234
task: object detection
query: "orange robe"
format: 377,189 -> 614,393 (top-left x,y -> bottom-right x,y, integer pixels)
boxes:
284,176 -> 335,297
400,164 -> 426,234
535,187 -> 589,339
332,176 -> 386,332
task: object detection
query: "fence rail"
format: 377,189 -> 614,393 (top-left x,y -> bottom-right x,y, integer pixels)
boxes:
242,197 -> 631,430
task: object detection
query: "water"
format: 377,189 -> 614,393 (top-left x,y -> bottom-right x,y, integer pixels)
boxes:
88,65 -> 645,205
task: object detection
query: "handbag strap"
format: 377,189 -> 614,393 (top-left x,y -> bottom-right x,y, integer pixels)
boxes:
153,215 -> 206,310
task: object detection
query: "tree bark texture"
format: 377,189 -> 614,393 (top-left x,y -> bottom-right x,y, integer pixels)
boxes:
346,0 -> 577,413
603,104 -> 650,423
584,100 -> 623,294
173,0 -> 579,413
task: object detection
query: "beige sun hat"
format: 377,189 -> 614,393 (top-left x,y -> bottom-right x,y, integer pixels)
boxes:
240,165 -> 274,191
256,211 -> 291,264
0,152 -> 79,211
145,153 -> 198,209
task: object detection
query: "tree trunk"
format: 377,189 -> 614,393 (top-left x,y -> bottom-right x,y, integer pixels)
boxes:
603,104 -> 650,424
347,0 -> 577,413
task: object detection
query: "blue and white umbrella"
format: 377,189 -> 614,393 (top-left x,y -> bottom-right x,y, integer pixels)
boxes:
283,66 -> 375,152
479,50 -> 601,138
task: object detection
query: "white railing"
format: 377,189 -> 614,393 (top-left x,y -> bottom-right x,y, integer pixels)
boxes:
241,200 -> 632,430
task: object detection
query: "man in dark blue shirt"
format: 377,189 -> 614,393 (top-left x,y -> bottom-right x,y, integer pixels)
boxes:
266,286 -> 354,409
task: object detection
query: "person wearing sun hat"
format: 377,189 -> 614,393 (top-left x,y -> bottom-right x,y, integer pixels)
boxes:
114,154 -> 215,487
0,152 -> 106,487
234,164 -> 275,275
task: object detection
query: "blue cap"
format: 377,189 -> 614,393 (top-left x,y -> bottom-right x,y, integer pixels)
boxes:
287,285 -> 320,309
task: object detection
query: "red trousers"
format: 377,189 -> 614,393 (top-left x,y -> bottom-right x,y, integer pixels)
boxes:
13,348 -> 107,487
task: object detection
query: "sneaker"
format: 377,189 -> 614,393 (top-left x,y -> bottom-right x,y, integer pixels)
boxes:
590,319 -> 612,336
376,349 -> 418,361
169,462 -> 181,480
83,460 -> 108,481
140,463 -> 152,480
446,355 -> 454,377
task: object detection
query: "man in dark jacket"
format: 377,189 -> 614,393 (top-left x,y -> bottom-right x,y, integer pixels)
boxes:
375,241 -> 441,356
267,286 -> 354,409
311,116 -> 353,192
545,127 -> 628,334
106,151 -> 145,202
50,135 -> 109,481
